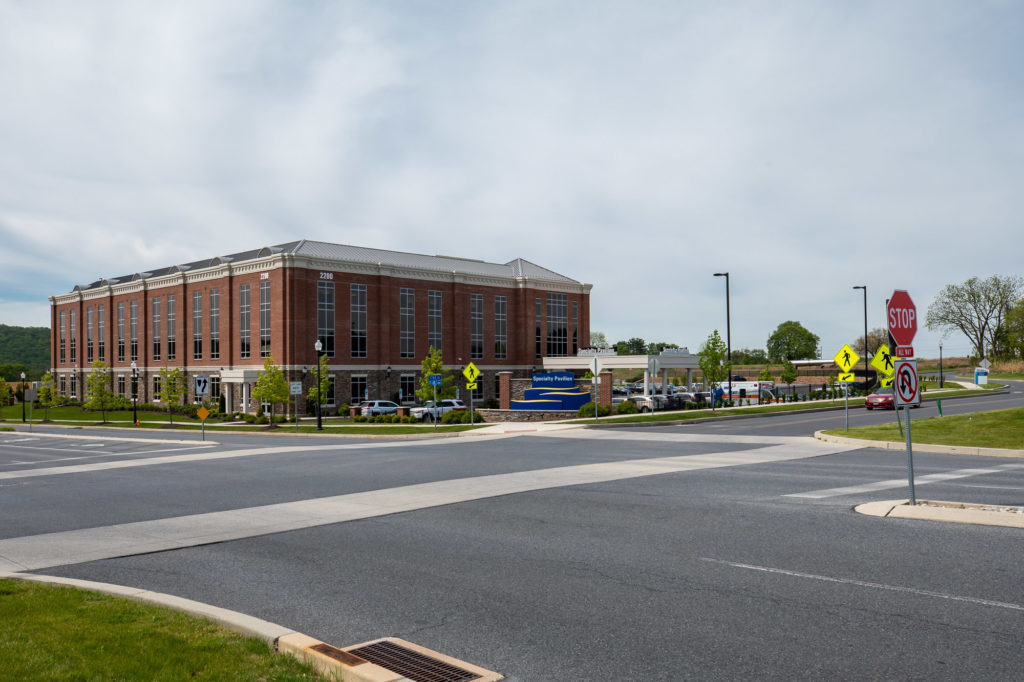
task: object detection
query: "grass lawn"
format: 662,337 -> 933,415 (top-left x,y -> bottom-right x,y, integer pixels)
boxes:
823,406 -> 1024,449
0,579 -> 318,682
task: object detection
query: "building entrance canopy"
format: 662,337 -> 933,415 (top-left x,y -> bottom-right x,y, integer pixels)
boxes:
542,349 -> 700,396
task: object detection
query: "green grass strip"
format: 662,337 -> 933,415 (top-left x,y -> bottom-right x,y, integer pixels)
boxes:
822,406 -> 1024,450
0,580 -> 318,681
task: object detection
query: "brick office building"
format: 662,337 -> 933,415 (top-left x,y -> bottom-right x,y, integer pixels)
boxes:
49,240 -> 591,414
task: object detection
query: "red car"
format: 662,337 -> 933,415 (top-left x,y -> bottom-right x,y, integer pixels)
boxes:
864,387 -> 894,410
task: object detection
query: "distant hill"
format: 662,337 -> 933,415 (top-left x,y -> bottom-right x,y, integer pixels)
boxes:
0,324 -> 51,381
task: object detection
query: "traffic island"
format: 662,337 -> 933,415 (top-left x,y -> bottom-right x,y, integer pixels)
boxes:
855,499 -> 1024,528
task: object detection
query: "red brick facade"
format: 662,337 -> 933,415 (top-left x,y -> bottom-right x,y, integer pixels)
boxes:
49,242 -> 591,414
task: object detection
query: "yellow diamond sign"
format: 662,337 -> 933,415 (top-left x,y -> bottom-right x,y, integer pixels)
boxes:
463,362 -> 481,383
197,407 -> 211,421
870,344 -> 895,377
833,344 -> 860,373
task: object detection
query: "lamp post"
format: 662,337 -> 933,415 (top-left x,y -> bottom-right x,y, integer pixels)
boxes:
939,339 -> 944,388
130,361 -> 138,426
713,272 -> 731,404
21,371 -> 26,423
314,339 -> 323,431
853,285 -> 868,391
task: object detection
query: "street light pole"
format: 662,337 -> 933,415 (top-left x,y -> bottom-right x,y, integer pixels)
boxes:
314,339 -> 323,431
130,361 -> 138,426
21,371 -> 26,423
853,285 -> 868,391
939,340 -> 944,388
713,272 -> 731,404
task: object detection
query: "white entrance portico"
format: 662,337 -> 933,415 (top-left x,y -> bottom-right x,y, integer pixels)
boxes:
220,368 -> 262,414
543,348 -> 701,397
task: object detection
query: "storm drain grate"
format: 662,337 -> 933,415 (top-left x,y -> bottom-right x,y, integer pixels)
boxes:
347,640 -> 482,682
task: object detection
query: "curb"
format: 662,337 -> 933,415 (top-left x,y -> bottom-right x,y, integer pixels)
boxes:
814,431 -> 1024,459
0,572 -> 503,681
854,499 -> 1024,528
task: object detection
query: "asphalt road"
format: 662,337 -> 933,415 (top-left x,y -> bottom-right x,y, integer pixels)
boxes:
1,384 -> 1022,680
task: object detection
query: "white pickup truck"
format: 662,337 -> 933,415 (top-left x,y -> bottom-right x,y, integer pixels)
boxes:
409,399 -> 467,422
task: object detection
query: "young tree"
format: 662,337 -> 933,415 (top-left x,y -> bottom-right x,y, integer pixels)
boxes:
852,327 -> 888,356
698,330 -> 730,410
85,361 -> 118,423
0,378 -> 10,416
780,360 -> 799,388
159,367 -> 186,425
416,346 -> 455,403
757,366 -> 773,381
926,275 -> 1024,359
36,372 -> 60,422
252,355 -> 290,427
306,353 -> 332,413
766,321 -> 820,361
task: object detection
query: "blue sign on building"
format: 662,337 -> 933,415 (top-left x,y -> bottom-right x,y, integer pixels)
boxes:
532,371 -> 575,389
428,374 -> 442,386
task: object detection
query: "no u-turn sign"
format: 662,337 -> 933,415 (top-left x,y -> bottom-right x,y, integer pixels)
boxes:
894,360 -> 919,407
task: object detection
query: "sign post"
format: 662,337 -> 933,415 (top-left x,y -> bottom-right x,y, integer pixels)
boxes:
290,381 -> 302,431
833,345 -> 860,431
428,374 -> 441,430
895,359 -> 920,504
592,356 -> 603,423
463,363 -> 480,425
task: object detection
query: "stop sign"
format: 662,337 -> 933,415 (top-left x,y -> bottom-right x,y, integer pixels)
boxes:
887,290 -> 917,346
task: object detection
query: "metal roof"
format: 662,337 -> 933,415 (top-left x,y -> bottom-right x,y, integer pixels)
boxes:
70,239 -> 582,292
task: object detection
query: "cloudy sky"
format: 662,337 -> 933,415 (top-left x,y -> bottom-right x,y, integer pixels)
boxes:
2,1 -> 1021,360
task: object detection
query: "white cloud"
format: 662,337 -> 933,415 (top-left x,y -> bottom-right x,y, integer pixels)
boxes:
0,1 -> 1020,358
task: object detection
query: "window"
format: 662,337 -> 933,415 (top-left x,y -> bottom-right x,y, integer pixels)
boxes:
167,295 -> 176,360
60,375 -> 66,395
326,376 -> 336,407
59,311 -> 66,363
317,281 -> 335,357
428,290 -> 442,353
239,284 -> 250,359
209,289 -> 220,360
152,297 -> 161,361
153,376 -> 161,401
350,375 -> 367,404
98,305 -> 105,362
535,298 -> 542,359
70,374 -> 76,399
87,307 -> 94,363
470,294 -> 483,359
471,381 -> 484,402
400,375 -> 416,402
117,375 -> 125,396
350,283 -> 366,358
259,281 -> 270,358
130,301 -> 138,362
400,288 -> 415,358
211,376 -> 221,398
494,296 -> 507,359
546,293 -> 568,357
572,300 -> 579,355
69,310 -> 77,363
193,292 -> 203,360
116,303 -> 125,362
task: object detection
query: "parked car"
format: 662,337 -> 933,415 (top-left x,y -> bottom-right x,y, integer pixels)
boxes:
409,399 -> 467,422
864,387 -> 894,410
360,400 -> 400,416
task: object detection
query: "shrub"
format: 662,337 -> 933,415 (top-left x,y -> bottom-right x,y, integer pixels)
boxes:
615,400 -> 638,415
577,402 -> 611,417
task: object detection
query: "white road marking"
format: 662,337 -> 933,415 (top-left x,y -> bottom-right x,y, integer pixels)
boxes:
784,464 -> 1024,499
701,558 -> 1024,612
1,438 -> 39,443
0,438 -> 851,571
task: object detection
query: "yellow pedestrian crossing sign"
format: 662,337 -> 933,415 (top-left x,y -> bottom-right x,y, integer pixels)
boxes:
870,344 -> 895,376
466,382 -> 477,390
879,376 -> 893,388
463,362 -> 481,383
838,373 -> 855,383
833,344 -> 860,373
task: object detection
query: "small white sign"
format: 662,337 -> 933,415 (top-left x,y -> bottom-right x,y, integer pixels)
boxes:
979,358 -> 992,369
290,381 -> 303,395
194,375 -> 210,396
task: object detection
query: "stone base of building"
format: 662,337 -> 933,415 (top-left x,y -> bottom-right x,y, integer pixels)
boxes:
475,408 -> 579,422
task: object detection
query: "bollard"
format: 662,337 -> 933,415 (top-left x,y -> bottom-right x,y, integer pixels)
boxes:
937,399 -> 942,417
